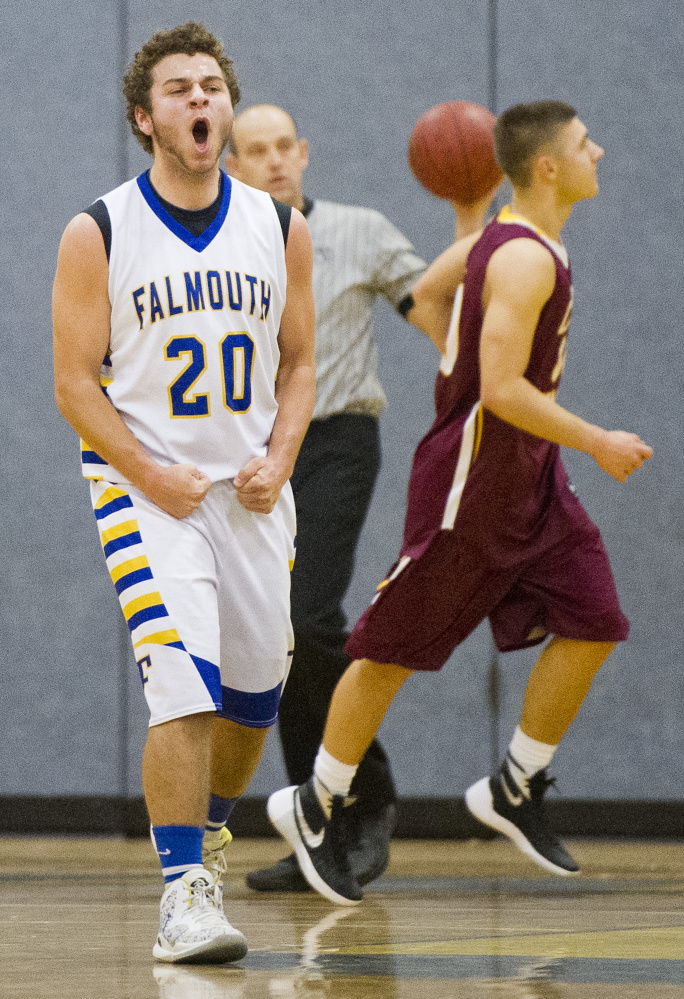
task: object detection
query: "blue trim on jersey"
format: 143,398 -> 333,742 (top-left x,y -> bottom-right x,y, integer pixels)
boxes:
189,653 -> 222,710
217,681 -> 283,728
94,494 -> 134,520
114,566 -> 154,595
136,171 -> 232,252
82,450 -> 107,465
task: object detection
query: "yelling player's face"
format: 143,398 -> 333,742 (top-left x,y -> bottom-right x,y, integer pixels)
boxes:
136,53 -> 234,174
554,117 -> 605,202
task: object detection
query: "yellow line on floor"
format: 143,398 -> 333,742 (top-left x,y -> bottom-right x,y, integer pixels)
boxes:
333,927 -> 684,960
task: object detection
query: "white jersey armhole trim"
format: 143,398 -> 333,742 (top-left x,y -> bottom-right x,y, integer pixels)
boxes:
439,284 -> 464,377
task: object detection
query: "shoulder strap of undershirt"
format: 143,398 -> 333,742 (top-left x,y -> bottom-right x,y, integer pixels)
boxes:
82,199 -> 112,261
271,198 -> 293,248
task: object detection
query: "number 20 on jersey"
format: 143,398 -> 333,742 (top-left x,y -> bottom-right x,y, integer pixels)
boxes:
164,332 -> 255,418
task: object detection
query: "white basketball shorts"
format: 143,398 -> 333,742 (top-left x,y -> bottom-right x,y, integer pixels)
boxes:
90,478 -> 295,728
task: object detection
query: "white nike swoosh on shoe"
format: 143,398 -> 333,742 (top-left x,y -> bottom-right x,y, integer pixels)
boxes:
501,779 -> 523,807
158,849 -> 171,856
295,791 -> 325,849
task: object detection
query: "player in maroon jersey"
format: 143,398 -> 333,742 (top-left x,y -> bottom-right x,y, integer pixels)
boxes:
266,100 -> 653,904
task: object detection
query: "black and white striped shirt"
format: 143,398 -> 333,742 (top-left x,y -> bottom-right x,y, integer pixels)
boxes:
303,198 -> 426,420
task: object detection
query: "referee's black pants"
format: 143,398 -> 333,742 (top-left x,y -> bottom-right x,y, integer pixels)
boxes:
277,413 -> 397,817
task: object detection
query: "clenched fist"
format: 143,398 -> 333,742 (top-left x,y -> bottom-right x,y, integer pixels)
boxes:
145,464 -> 212,518
590,430 -> 653,483
234,456 -> 288,514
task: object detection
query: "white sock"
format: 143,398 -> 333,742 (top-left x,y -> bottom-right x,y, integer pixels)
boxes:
507,726 -> 557,790
313,745 -> 358,818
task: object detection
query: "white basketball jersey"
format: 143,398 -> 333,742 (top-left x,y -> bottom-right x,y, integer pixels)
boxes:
81,172 -> 287,483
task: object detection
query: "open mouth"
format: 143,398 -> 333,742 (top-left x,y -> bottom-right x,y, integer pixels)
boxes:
192,119 -> 209,146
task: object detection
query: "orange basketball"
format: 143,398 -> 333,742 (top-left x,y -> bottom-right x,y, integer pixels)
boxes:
408,101 -> 503,203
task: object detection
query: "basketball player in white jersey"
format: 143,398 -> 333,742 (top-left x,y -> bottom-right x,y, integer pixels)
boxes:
52,23 -> 315,963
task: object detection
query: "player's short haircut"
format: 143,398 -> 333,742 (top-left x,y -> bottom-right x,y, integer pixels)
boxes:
123,22 -> 241,155
494,101 -> 577,188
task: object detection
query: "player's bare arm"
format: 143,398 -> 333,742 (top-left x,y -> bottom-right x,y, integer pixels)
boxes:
479,237 -> 652,481
407,184 -> 500,352
53,214 -> 211,519
234,208 -> 316,513
407,233 -> 479,352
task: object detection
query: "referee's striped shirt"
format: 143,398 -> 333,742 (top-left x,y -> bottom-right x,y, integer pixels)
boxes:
302,198 -> 426,420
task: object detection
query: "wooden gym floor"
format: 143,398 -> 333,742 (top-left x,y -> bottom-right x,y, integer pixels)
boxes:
2,836 -> 684,998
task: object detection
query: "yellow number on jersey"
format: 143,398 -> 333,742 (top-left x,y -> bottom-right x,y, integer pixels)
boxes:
551,289 -> 573,385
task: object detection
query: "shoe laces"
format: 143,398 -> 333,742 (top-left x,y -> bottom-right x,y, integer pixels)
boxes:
205,848 -> 228,877
186,878 -> 223,922
528,769 -> 557,801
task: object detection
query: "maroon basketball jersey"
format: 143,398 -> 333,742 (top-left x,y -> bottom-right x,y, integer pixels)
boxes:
402,207 -> 576,562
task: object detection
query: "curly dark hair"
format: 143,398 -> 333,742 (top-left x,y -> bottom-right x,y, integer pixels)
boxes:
123,22 -> 241,155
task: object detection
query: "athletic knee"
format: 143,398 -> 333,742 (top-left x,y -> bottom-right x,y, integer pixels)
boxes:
354,657 -> 414,691
148,710 -> 215,738
550,636 -> 617,669
214,715 -> 272,737
144,712 -> 215,770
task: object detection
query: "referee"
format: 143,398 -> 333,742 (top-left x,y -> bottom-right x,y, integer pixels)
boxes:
227,105 -> 426,890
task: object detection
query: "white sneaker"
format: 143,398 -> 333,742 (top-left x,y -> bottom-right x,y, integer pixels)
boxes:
202,825 -> 233,888
152,868 -> 248,964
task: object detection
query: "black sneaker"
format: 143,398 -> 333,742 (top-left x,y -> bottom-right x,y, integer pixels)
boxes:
267,779 -> 362,905
247,801 -> 397,891
345,803 -> 397,886
465,758 -> 579,876
246,853 -> 312,892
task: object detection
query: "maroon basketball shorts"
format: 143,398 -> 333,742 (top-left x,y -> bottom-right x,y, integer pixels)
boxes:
345,523 -> 629,672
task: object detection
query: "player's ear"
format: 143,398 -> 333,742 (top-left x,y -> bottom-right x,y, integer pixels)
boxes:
298,138 -> 310,171
135,106 -> 154,137
534,153 -> 558,185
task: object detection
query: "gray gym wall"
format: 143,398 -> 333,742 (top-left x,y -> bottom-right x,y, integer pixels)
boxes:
0,1 -> 681,811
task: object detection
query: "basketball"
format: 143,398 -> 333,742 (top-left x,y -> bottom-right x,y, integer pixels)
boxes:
408,101 -> 503,203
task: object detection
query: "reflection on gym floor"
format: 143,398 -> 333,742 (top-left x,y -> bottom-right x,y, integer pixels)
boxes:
2,837 -> 684,998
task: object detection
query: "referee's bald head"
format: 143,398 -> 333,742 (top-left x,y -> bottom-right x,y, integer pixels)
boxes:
226,105 -> 309,211
229,105 -> 298,155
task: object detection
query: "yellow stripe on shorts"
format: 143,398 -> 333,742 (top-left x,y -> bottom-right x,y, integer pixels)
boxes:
133,629 -> 182,650
122,591 -> 165,622
101,520 -> 139,546
110,555 -> 151,584
95,485 -> 129,510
